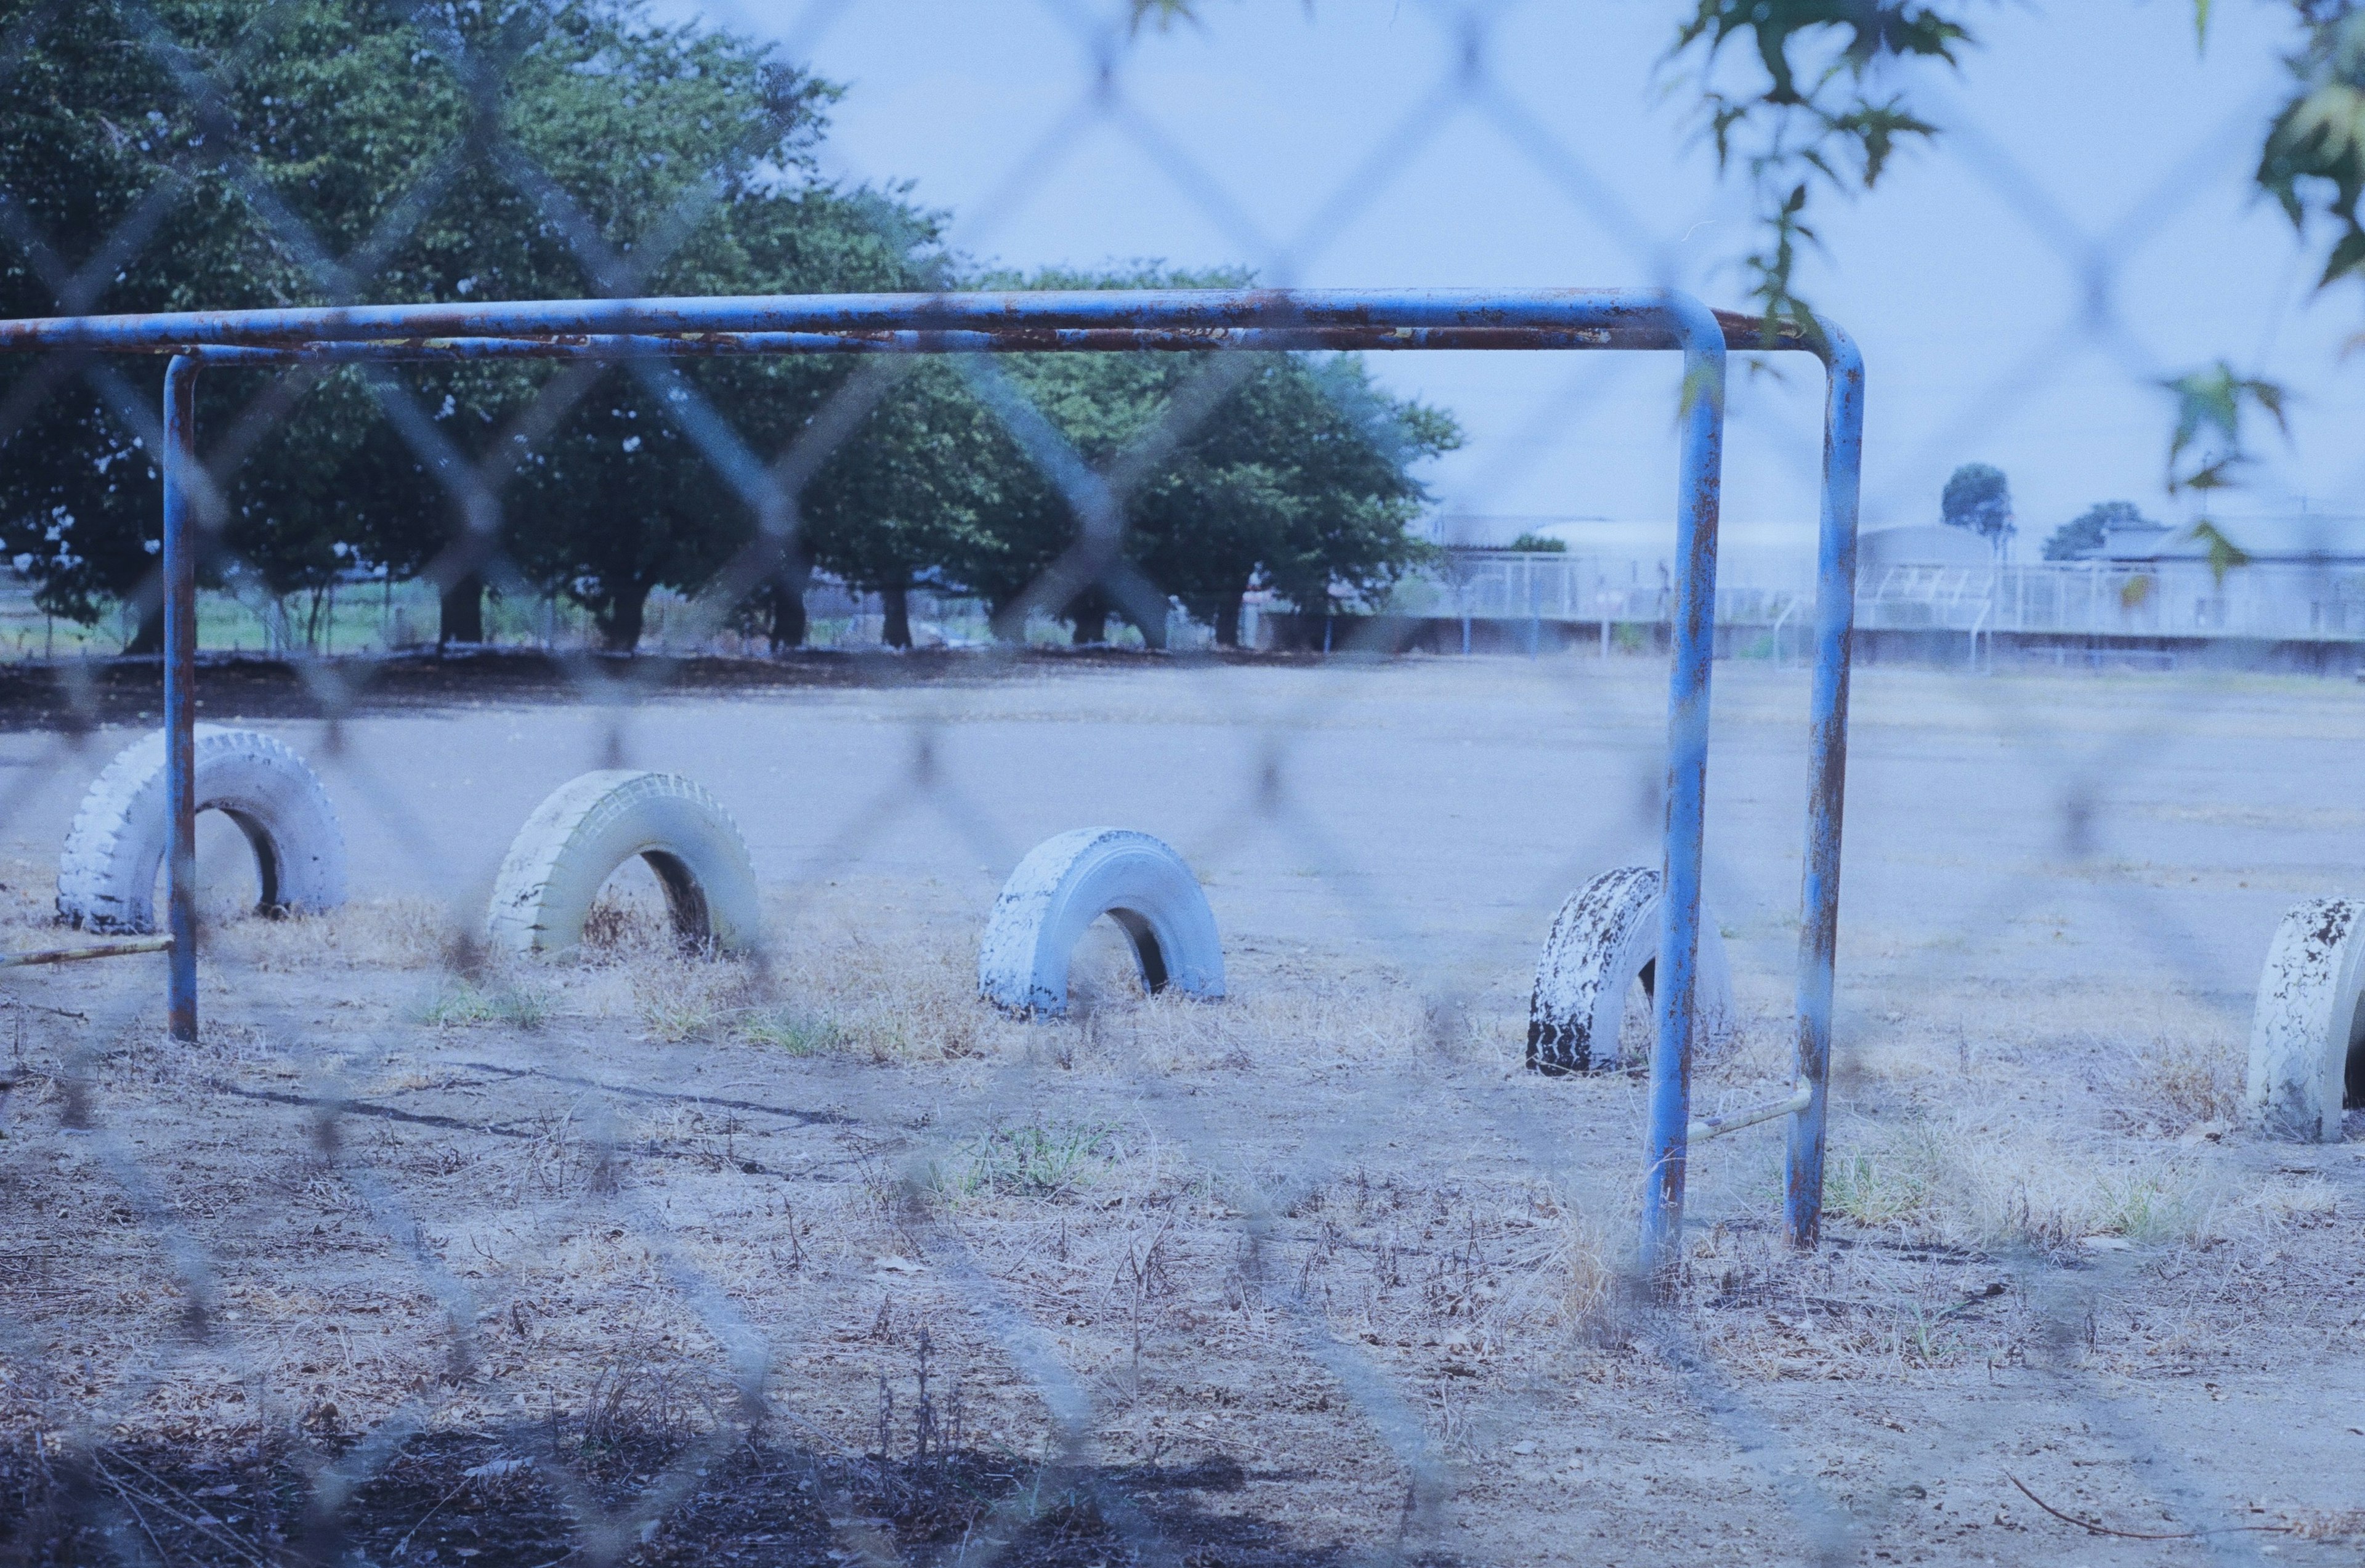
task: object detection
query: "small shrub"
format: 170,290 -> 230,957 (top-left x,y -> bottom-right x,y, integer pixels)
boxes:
2088,1167 -> 2197,1243
419,976 -> 551,1029
579,892 -> 673,961
1822,1126 -> 1946,1229
624,957 -> 762,1043
742,1009 -> 852,1055
576,1351 -> 695,1455
932,1120 -> 1117,1203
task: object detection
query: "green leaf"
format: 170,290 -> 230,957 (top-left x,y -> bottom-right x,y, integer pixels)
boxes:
2161,362 -> 2290,494
1662,3 -> 1979,334
2322,227 -> 2365,288
1129,0 -> 1202,33
2185,519 -> 2252,586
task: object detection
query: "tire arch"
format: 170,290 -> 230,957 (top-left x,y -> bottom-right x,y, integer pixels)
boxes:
485,770 -> 760,956
2249,897 -> 2365,1142
1527,863 -> 1737,1075
979,828 -> 1224,1016
59,725 -> 346,933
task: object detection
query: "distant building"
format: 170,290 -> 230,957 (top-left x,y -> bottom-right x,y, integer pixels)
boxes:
2088,514 -> 2365,566
2089,513 -> 2175,561
1857,524 -> 1995,578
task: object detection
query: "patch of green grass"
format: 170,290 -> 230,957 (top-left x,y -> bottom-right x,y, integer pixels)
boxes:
931,1120 -> 1118,1203
740,1008 -> 852,1056
2088,1166 -> 2196,1244
1891,1301 -> 1970,1368
1822,1126 -> 1946,1229
418,977 -> 551,1030
638,989 -> 730,1045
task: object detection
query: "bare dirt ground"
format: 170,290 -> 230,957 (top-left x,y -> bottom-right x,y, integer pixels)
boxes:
2,650 -> 2363,1566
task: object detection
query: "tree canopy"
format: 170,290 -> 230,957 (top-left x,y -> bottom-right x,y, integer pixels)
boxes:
0,4 -> 1461,655
0,0 -> 935,649
1939,462 -> 2013,547
963,266 -> 1460,649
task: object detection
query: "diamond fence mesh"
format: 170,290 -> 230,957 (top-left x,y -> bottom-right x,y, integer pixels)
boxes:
2,2 -> 2363,1566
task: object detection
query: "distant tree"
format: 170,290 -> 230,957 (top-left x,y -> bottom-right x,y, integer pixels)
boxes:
0,0 -> 921,655
960,267 -> 1460,649
0,0 -> 335,649
1940,463 -> 2014,548
798,360 -> 1009,649
1136,352 -> 1457,645
1507,532 -> 1567,553
2044,500 -> 2151,562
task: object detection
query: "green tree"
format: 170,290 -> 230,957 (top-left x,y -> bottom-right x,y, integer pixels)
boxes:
1940,461 -> 2013,547
961,267 -> 1460,649
0,0 -> 918,653
952,342 -> 1195,645
797,358 -> 1009,649
1132,352 -> 1458,645
0,0 -> 328,647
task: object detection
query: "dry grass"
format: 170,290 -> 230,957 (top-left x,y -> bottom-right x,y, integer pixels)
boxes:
1811,1099 -> 2249,1256
3,858 -> 2359,1564
2125,1029 -> 2247,1134
207,896 -> 451,972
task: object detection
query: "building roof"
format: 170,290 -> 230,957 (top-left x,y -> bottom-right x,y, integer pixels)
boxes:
1858,524 -> 1995,573
2095,515 -> 2365,564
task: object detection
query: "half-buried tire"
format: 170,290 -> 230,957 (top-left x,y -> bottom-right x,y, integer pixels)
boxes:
59,724 -> 346,933
1527,864 -> 1736,1075
485,770 -> 759,956
979,828 -> 1224,1016
2248,897 -> 2365,1142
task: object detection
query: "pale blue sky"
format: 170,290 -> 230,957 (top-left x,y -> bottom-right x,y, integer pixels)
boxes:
651,0 -> 2364,560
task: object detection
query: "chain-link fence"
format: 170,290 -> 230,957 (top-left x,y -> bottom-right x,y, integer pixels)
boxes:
4,3 -> 2364,1566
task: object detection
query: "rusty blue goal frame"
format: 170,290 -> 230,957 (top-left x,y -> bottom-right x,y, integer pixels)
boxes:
0,286 -> 1864,1266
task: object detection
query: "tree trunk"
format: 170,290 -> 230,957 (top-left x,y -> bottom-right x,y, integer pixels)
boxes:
1214,589 -> 1245,649
1069,603 -> 1108,645
987,599 -> 1029,645
767,578 -> 808,652
880,583 -> 912,649
601,585 -> 648,653
439,572 -> 484,645
123,603 -> 164,657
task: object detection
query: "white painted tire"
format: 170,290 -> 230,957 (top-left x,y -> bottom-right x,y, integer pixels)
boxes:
1527,864 -> 1736,1075
2248,898 -> 2365,1142
485,770 -> 759,956
979,828 -> 1223,1016
57,725 -> 346,932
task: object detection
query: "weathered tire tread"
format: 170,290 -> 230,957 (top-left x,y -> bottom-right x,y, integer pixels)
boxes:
483,769 -> 760,956
978,828 -> 1224,1017
2247,897 -> 2365,1142
1527,863 -> 1737,1075
57,725 -> 346,933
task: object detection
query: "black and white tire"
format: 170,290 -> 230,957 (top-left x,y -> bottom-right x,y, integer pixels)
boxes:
979,828 -> 1224,1016
485,770 -> 760,956
1527,864 -> 1736,1075
2248,898 -> 2365,1142
57,725 -> 346,933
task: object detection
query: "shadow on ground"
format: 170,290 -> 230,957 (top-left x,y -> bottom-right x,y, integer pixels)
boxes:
1,1429 -> 1436,1567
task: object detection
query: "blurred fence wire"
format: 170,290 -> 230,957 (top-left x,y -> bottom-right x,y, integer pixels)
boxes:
2,2 -> 2362,1566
